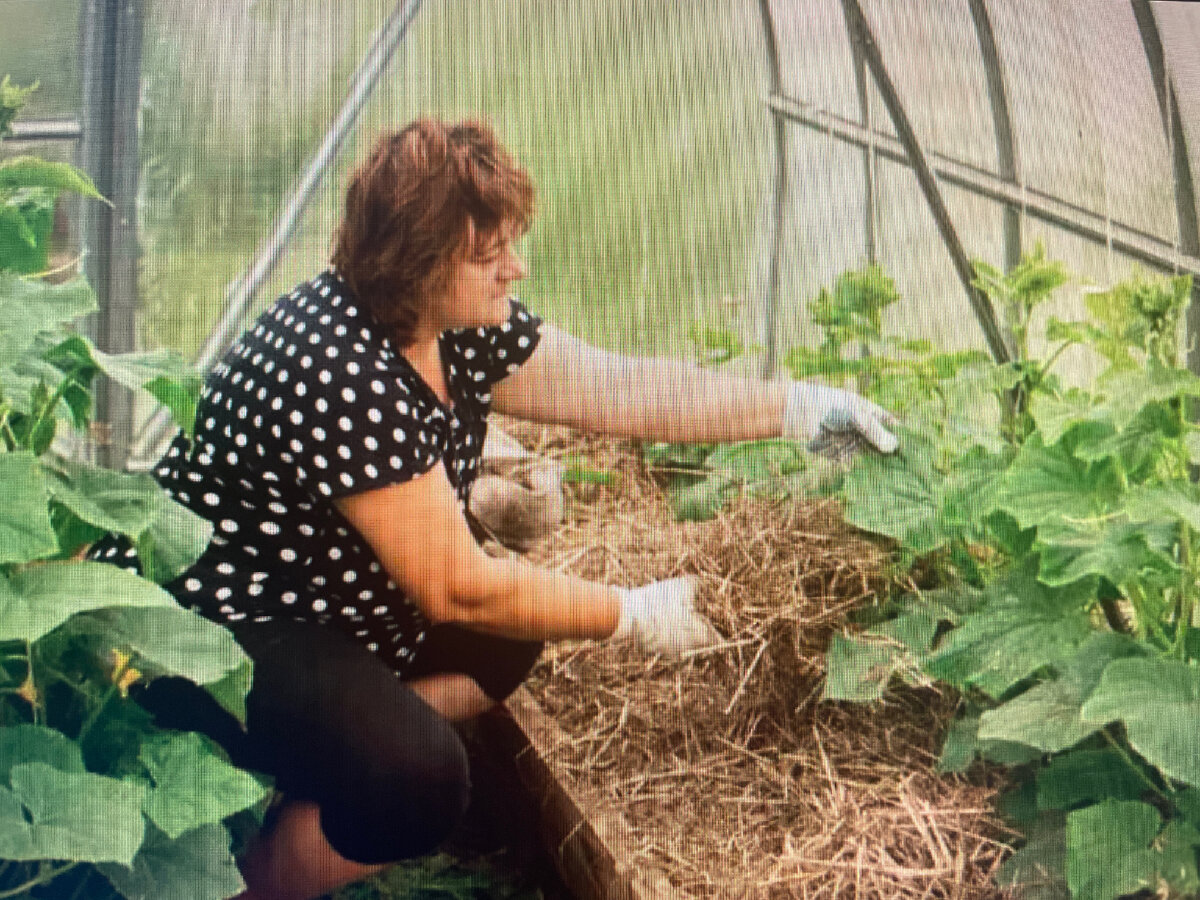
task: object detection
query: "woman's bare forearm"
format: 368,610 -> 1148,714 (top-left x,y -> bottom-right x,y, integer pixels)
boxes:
494,328 -> 789,443
442,553 -> 622,641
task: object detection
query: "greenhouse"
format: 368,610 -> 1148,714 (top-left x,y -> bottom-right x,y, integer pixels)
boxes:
2,1 -> 1200,897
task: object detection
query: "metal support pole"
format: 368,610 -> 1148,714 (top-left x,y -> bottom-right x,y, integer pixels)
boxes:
756,0 -> 788,378
79,0 -> 142,470
765,94 -> 1200,280
840,0 -> 1010,364
968,0 -> 1021,274
1132,0 -> 1200,376
129,0 -> 426,465
841,1 -> 877,264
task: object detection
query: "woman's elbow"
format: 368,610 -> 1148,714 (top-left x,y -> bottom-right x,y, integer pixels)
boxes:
417,562 -> 494,626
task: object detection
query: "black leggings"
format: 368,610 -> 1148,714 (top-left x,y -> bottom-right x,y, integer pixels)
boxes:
131,619 -> 542,864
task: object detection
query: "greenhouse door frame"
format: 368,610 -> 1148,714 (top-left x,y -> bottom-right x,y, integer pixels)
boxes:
756,0 -> 1200,377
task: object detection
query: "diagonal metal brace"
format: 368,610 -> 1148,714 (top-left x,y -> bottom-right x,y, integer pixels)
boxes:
840,0 -> 1012,365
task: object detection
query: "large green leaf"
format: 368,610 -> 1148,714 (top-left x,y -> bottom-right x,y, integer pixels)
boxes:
0,724 -> 84,783
924,598 -> 1092,699
992,436 -> 1123,539
1157,820 -> 1200,897
1080,658 -> 1200,787
996,812 -> 1070,900
977,633 -> 1146,753
822,633 -> 898,702
45,458 -> 165,536
0,450 -> 59,564
0,156 -> 104,199
1036,749 -> 1148,812
98,822 -> 245,900
0,273 -> 95,367
136,498 -> 214,584
1037,519 -> 1178,588
1029,388 -> 1106,447
0,762 -> 146,865
1099,362 -> 1200,431
88,345 -> 203,436
68,605 -> 248,690
0,562 -> 177,644
1065,800 -> 1161,900
841,433 -> 939,549
140,732 -> 267,839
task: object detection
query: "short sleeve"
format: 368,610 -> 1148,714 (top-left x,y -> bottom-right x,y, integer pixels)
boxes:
448,298 -> 543,387
264,294 -> 449,500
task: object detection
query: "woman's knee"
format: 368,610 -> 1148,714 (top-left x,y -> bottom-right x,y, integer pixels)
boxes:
318,727 -> 472,864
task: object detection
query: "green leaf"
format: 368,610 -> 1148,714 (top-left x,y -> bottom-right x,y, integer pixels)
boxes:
997,812 -> 1070,900
136,497 -> 214,583
68,605 -> 249,690
0,201 -> 50,275
45,459 -> 165,537
139,732 -> 268,839
670,473 -> 738,522
937,715 -> 980,774
0,725 -> 85,783
1066,800 -> 1161,900
841,431 -> 953,552
924,597 -> 1092,699
977,633 -> 1147,753
1157,820 -> 1200,896
707,439 -> 806,484
0,762 -> 146,865
202,659 -> 253,725
1174,787 -> 1200,829
992,435 -> 1123,538
98,821 -> 245,900
1036,749 -> 1148,812
0,561 -> 177,644
0,450 -> 59,564
1099,363 -> 1200,431
0,273 -> 95,367
1037,519 -> 1178,588
822,633 -> 897,702
47,339 -> 203,437
1080,657 -> 1200,787
1028,389 -> 1105,448
0,156 -> 104,200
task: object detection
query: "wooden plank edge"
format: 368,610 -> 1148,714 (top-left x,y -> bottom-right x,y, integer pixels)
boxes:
478,686 -> 679,900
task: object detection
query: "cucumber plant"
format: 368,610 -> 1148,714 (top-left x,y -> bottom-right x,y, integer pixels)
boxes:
826,243 -> 1200,900
0,82 -> 263,900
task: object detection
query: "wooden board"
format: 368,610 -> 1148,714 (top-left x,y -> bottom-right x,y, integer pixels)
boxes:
479,687 -> 678,900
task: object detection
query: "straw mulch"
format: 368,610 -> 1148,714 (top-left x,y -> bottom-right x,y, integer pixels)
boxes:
492,419 -> 1021,900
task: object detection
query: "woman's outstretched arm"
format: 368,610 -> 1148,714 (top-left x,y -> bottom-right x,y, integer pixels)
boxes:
492,324 -> 898,451
492,325 -> 788,443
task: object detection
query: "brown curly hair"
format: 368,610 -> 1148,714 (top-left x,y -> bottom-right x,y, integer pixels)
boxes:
331,119 -> 535,346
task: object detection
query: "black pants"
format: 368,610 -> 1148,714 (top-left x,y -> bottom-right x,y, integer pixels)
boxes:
132,619 -> 542,864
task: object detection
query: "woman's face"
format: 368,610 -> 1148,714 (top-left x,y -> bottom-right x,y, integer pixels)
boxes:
431,221 -> 527,333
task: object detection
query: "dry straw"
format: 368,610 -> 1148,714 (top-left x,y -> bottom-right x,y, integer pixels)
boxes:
495,419 -> 1021,899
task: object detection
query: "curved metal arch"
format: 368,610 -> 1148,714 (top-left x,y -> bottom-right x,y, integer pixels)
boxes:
756,0 -> 788,377
967,0 -> 1021,273
1131,0 -> 1200,374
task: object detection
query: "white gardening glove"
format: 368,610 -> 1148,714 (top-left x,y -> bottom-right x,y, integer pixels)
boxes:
612,576 -> 718,655
782,381 -> 900,460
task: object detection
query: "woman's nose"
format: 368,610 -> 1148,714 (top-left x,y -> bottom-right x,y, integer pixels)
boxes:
502,250 -> 527,281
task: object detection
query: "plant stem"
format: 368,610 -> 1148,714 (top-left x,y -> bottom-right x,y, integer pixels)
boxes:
0,862 -> 78,898
21,368 -> 79,451
1173,524 -> 1198,659
1102,727 -> 1170,802
1035,340 -> 1074,386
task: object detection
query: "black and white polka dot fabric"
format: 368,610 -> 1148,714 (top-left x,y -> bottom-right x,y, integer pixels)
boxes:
88,269 -> 542,675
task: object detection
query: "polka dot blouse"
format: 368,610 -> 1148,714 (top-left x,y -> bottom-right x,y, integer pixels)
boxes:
88,269 -> 543,674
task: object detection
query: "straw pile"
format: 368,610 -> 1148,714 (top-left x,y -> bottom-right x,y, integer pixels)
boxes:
493,419 -> 1020,900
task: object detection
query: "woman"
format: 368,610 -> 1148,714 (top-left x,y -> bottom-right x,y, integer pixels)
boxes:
90,118 -> 897,899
